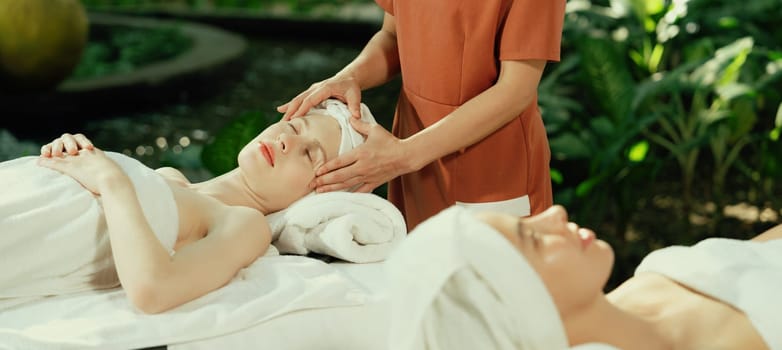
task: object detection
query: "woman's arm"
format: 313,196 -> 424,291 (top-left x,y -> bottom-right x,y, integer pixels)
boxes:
139,208 -> 270,313
278,13 -> 400,120
100,178 -> 270,312
39,150 -> 270,313
309,58 -> 548,192
335,12 -> 401,93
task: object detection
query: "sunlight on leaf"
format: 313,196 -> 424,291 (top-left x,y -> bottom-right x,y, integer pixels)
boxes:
576,177 -> 600,197
644,17 -> 656,32
717,16 -> 739,28
628,140 -> 649,162
691,37 -> 753,86
776,102 -> 782,128
644,0 -> 665,15
649,43 -> 664,72
716,83 -> 753,101
717,47 -> 750,87
550,169 -> 564,185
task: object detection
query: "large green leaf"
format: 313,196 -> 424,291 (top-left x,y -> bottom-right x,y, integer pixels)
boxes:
576,34 -> 636,124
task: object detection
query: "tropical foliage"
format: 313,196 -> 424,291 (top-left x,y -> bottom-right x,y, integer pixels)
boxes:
542,0 -> 782,285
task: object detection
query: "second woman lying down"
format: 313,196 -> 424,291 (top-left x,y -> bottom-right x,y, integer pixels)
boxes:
388,205 -> 779,350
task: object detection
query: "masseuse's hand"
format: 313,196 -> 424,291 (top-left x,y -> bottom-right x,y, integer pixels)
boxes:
310,118 -> 410,193
37,148 -> 125,195
40,132 -> 94,158
277,75 -> 363,121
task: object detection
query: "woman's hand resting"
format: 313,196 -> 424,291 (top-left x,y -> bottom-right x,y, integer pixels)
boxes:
40,132 -> 95,158
37,148 -> 126,195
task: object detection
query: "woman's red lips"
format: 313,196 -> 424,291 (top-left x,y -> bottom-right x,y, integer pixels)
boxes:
260,142 -> 275,167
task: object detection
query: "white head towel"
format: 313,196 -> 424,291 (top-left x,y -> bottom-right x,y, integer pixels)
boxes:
306,98 -> 377,155
386,205 -> 569,350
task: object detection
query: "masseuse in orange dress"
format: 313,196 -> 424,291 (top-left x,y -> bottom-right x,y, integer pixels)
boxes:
278,0 -> 567,230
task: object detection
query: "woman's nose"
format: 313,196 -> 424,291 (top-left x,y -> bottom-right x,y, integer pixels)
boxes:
539,205 -> 570,233
278,133 -> 300,153
543,205 -> 568,222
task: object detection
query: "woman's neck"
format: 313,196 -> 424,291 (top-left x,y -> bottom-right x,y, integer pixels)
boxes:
191,169 -> 276,214
564,295 -> 672,350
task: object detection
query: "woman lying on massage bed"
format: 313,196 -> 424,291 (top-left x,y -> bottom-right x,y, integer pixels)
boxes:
0,99 -> 375,314
388,205 -> 780,350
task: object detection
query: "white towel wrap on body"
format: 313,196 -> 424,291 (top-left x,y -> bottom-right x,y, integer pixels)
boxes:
0,152 -> 178,307
636,237 -> 782,349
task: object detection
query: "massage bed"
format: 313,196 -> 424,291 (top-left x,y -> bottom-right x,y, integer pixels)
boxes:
0,191 -> 404,350
0,254 -> 618,350
0,256 -> 391,350
0,189 -> 624,350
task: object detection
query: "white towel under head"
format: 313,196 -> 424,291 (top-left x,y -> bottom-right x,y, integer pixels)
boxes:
266,191 -> 407,263
306,99 -> 377,156
386,205 -> 568,350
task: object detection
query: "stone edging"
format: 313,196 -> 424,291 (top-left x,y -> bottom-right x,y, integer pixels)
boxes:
61,13 -> 247,92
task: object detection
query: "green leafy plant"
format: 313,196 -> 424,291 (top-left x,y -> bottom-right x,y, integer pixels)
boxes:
70,25 -> 191,80
201,110 -> 277,176
565,0 -> 782,220
544,0 -> 782,285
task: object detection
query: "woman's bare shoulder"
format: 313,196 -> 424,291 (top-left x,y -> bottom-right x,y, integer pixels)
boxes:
210,206 -> 272,263
155,166 -> 190,186
212,206 -> 271,241
751,223 -> 782,242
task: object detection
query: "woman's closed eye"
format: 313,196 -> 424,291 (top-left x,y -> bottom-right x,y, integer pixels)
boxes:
531,231 -> 541,248
517,220 -> 541,250
288,122 -> 299,134
288,122 -> 313,162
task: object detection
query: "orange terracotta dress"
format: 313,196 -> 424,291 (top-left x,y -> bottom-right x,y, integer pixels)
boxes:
376,0 -> 566,231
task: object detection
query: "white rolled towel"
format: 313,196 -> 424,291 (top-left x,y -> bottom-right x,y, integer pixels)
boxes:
266,192 -> 407,263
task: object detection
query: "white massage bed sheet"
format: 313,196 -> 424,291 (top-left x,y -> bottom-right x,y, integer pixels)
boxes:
0,256 -> 371,350
169,261 -> 390,350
